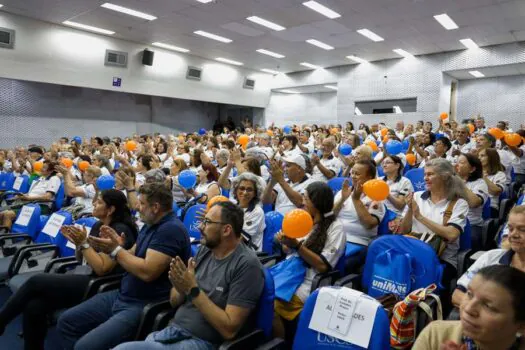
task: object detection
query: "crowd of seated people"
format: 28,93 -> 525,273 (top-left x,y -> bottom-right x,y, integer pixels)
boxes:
0,115 -> 523,349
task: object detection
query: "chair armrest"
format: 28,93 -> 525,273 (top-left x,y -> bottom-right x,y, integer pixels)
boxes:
98,279 -> 122,294
0,226 -> 11,233
45,256 -> 77,273
255,338 -> 286,350
258,254 -> 282,268
55,261 -> 81,274
135,299 -> 176,340
256,252 -> 268,257
0,233 -> 32,245
310,270 -> 341,294
457,249 -> 474,278
83,273 -> 124,300
334,273 -> 362,290
9,244 -> 59,277
219,329 -> 265,350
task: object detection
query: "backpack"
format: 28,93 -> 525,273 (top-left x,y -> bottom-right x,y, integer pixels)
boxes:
390,284 -> 443,349
368,249 -> 413,299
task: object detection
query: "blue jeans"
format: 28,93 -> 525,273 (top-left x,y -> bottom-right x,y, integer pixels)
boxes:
57,289 -> 146,350
114,323 -> 216,350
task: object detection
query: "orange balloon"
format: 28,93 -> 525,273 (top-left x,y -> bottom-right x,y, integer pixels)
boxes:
406,153 -> 416,166
33,161 -> 43,173
207,195 -> 229,210
61,158 -> 73,169
380,128 -> 388,137
440,112 -> 448,120
504,133 -> 522,147
488,128 -> 505,140
238,134 -> 249,146
382,136 -> 389,144
267,129 -> 274,137
282,209 -> 313,239
330,128 -> 339,135
363,179 -> 390,201
468,124 -> 475,134
78,161 -> 90,172
365,140 -> 379,152
125,141 -> 137,152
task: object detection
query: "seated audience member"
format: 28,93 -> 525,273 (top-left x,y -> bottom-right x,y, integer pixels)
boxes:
452,205 -> 525,309
92,154 -> 113,176
231,172 -> 266,251
507,130 -> 525,189
262,154 -> 314,215
450,125 -> 475,159
166,158 -> 189,204
334,160 -> 385,247
275,135 -> 302,160
399,158 -> 469,315
0,189 -> 137,349
310,137 -> 343,182
0,160 -> 60,228
272,182 -> 345,344
113,201 -> 265,350
57,164 -> 102,218
413,265 -> 525,350
479,148 -> 507,218
57,183 -> 191,350
341,144 -> 373,176
381,155 -> 414,217
455,153 -> 489,250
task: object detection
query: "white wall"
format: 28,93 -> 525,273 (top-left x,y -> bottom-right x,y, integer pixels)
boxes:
265,92 -> 337,126
0,12 -> 273,108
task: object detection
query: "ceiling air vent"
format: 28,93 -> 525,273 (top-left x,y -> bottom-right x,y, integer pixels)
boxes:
186,66 -> 202,81
0,27 -> 15,49
105,49 -> 128,68
243,77 -> 255,90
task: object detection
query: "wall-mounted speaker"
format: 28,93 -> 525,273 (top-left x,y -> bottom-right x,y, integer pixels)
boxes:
142,49 -> 154,66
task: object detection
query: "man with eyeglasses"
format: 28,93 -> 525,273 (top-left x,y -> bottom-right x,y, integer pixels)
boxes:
450,125 -> 475,159
114,201 -> 264,350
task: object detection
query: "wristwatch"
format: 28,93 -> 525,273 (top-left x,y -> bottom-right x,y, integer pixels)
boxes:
80,242 -> 90,250
187,287 -> 201,302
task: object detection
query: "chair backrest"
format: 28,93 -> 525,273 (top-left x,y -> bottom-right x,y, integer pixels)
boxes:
256,269 -> 275,338
183,204 -> 206,241
405,168 -> 426,192
61,217 -> 99,256
11,204 -> 41,238
334,242 -> 366,274
35,211 -> 73,248
292,287 -> 390,350
362,236 -> 444,296
262,211 -> 283,254
54,182 -> 65,210
460,218 -> 472,251
377,206 -> 396,235
0,172 -> 7,191
0,172 -> 15,191
377,165 -> 384,177
11,175 -> 30,193
172,201 -> 182,219
327,177 -> 352,195
482,198 -> 491,220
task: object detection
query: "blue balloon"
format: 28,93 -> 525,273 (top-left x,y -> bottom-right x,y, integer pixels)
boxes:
283,126 -> 292,134
386,140 -> 403,155
339,143 -> 352,156
402,139 -> 410,151
198,128 -> 206,135
178,170 -> 197,190
435,133 -> 445,139
265,211 -> 283,235
96,175 -> 115,191
73,136 -> 82,144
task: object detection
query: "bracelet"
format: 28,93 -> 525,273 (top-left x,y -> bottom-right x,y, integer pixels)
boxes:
126,188 -> 136,192
295,241 -> 304,251
110,246 -> 123,260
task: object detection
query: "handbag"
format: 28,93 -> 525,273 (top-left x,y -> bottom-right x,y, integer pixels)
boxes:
269,255 -> 307,302
408,197 -> 458,256
368,249 -> 413,299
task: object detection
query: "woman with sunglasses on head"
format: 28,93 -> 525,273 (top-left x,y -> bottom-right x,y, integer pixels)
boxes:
381,155 -> 414,217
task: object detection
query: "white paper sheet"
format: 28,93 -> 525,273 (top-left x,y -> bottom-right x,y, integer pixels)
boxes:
12,177 -> 23,191
41,214 -> 66,238
14,206 -> 35,226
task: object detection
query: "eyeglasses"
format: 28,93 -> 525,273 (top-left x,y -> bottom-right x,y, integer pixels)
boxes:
382,161 -> 394,165
237,186 -> 255,193
200,218 -> 228,228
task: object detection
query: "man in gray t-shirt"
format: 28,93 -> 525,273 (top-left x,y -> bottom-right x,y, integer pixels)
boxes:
114,201 -> 265,350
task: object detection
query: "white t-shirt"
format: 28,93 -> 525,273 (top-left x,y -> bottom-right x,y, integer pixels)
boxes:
465,178 -> 489,226
300,141 -> 315,155
409,191 -> 469,268
295,219 -> 346,302
100,167 -> 111,176
457,249 -> 511,290
498,149 -> 516,184
384,176 -> 414,216
176,153 -> 191,166
334,191 -> 385,246
28,175 -> 61,207
72,183 -> 96,213
311,156 -> 343,182
512,145 -> 525,175
243,206 -> 266,251
486,171 -> 507,209
448,140 -> 475,159
274,176 -> 314,215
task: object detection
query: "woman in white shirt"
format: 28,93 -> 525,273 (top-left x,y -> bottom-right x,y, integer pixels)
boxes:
166,159 -> 188,204
456,153 -> 489,251
479,148 -> 507,218
57,164 -> 101,218
273,181 -> 345,341
231,172 -> 266,251
92,155 -> 112,176
381,155 -> 413,217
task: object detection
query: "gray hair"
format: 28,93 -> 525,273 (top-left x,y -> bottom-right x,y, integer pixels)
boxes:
258,133 -> 270,141
144,168 -> 166,183
231,172 -> 264,204
425,158 -> 467,200
216,149 -> 230,162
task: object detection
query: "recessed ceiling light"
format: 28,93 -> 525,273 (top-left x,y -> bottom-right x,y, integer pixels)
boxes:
194,30 -> 232,43
357,29 -> 384,42
101,3 -> 157,21
196,0 -> 213,3
280,89 -> 301,94
300,62 -> 320,69
393,48 -> 414,58
302,1 -> 341,19
0,5 -> 3,8
256,49 -> 285,58
469,70 -> 485,78
346,55 -> 368,64
306,39 -> 334,50
433,14 -> 458,30
460,38 -> 479,49
354,107 -> 362,115
62,21 -> 115,35
261,69 -> 281,75
393,106 -> 403,114
152,42 -> 189,53
247,16 -> 285,31
324,85 -> 338,90
215,57 -> 243,66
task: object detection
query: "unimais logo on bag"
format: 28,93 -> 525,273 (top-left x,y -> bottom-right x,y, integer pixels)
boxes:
371,276 -> 408,295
